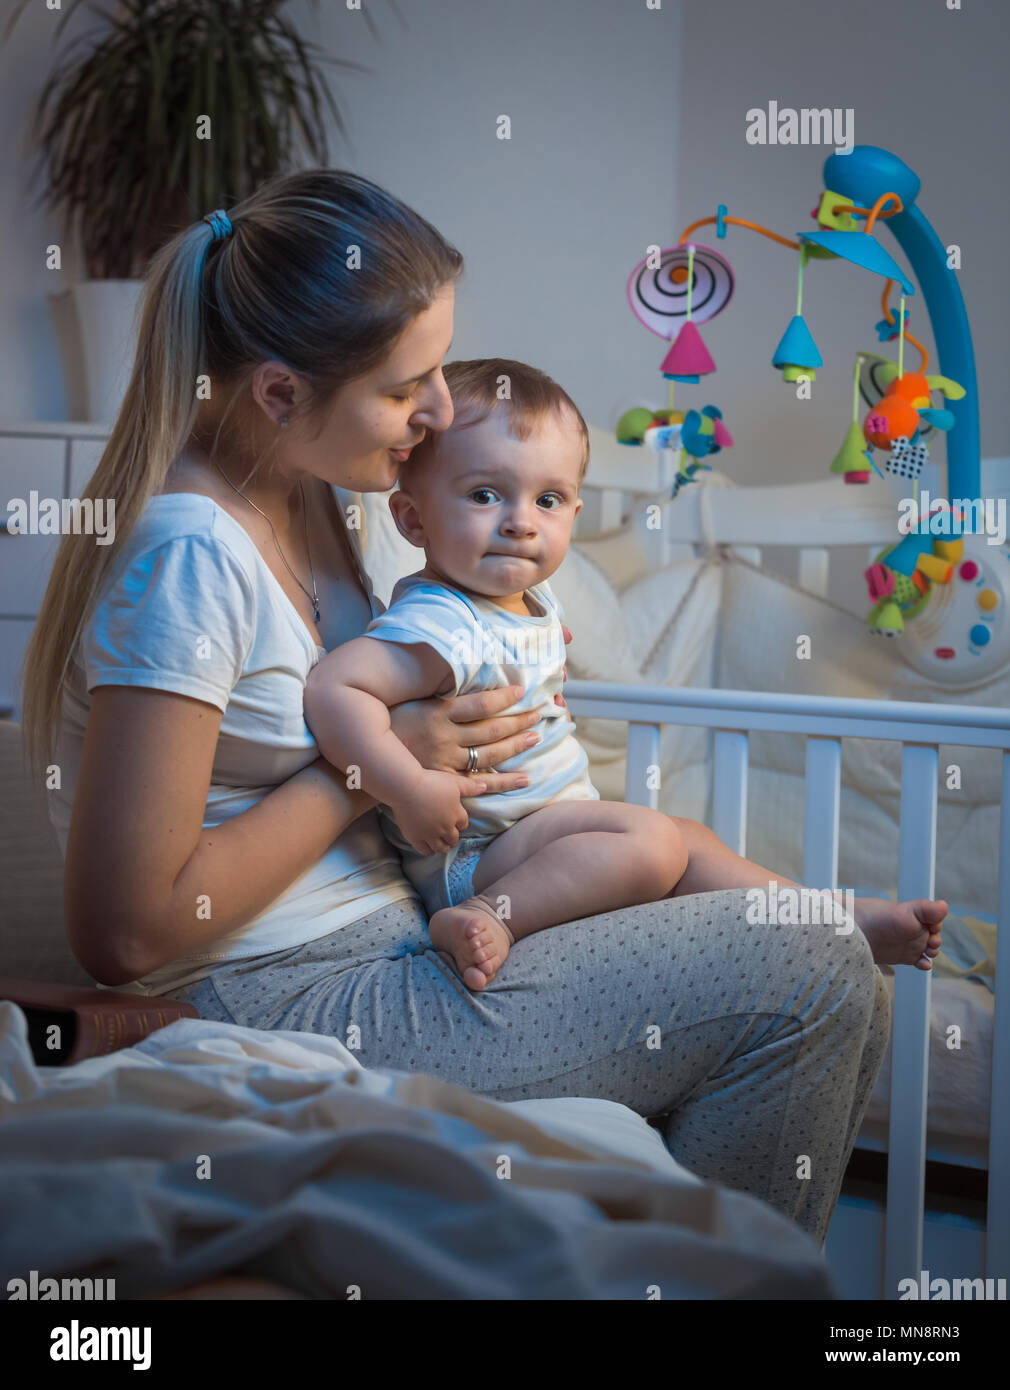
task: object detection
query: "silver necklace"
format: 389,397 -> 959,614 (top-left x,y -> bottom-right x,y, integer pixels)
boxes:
213,460 -> 320,622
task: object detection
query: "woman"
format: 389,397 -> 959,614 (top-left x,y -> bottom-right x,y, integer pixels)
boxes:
22,169 -> 891,1249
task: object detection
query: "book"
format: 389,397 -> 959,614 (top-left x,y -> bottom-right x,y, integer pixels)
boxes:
0,976 -> 199,1066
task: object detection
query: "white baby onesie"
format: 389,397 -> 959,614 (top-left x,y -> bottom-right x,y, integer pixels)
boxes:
364,574 -> 599,914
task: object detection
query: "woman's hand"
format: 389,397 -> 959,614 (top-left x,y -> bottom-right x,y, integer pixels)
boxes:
388,628 -> 575,795
389,684 -> 539,795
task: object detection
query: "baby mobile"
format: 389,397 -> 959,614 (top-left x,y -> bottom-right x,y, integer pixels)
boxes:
617,189 -> 966,636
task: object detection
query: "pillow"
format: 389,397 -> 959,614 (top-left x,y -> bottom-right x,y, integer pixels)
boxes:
716,558 -> 1005,918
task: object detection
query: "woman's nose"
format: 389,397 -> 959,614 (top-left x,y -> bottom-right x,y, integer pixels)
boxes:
412,374 -> 454,432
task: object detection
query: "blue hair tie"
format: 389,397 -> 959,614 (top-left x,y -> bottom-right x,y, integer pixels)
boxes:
203,208 -> 233,242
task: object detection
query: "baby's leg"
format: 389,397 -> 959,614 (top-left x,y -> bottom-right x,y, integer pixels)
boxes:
666,815 -> 946,971
428,802 -> 686,991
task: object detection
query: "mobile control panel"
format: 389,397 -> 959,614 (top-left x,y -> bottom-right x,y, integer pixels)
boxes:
898,533 -> 1010,683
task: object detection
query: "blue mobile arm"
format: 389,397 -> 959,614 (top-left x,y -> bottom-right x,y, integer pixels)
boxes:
823,145 -> 980,504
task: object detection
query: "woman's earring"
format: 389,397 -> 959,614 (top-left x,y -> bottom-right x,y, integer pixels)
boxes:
279,415 -> 290,428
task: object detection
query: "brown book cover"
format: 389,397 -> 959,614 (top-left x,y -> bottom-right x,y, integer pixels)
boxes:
0,976 -> 199,1066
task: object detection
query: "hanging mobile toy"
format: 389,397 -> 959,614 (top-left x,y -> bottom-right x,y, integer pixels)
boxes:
772,243 -> 823,382
618,240 -> 733,444
850,286 -> 967,635
614,147 -> 987,652
621,240 -> 734,492
830,356 -> 879,484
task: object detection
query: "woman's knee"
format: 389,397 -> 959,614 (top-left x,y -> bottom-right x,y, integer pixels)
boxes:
799,905 -> 883,1024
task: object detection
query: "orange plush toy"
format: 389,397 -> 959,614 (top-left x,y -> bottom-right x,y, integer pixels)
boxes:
862,367 -> 964,450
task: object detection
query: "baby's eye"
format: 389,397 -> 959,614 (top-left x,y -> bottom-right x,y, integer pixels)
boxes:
470,488 -> 498,505
537,493 -> 563,510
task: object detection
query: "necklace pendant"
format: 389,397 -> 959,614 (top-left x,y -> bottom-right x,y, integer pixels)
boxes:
313,605 -> 321,622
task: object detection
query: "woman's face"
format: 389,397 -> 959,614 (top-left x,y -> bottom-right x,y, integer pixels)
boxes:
297,284 -> 457,494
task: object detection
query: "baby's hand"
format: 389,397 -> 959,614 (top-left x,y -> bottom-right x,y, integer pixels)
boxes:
390,769 -> 470,856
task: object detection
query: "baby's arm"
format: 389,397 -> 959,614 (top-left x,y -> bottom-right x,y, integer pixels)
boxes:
304,638 -> 471,855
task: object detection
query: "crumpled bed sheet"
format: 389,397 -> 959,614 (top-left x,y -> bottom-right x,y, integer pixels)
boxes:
0,1003 -> 836,1300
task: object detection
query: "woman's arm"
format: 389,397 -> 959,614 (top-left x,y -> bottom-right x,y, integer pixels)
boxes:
65,685 -> 377,986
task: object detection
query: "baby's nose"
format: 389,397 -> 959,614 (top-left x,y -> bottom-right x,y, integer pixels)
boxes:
501,512 -> 536,534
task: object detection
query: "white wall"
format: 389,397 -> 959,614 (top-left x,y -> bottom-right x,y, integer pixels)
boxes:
677,0 -> 1009,487
2,0 -> 1005,474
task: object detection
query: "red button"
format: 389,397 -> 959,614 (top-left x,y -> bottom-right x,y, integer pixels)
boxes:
934,647 -> 956,660
959,561 -> 979,581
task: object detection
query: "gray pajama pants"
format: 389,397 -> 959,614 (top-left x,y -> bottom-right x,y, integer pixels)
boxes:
174,886 -> 890,1247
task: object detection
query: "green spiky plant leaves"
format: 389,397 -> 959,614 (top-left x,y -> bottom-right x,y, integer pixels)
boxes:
3,0 -> 400,278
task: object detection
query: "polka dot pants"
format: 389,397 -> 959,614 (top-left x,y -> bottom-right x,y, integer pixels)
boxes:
174,886 -> 891,1247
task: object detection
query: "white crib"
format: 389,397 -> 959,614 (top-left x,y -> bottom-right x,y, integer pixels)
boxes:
572,432 -> 1010,1297
565,675 -> 1009,1295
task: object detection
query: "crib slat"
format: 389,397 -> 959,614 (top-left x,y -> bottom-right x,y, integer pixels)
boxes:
625,722 -> 661,809
884,744 -> 937,1298
712,730 -> 748,855
577,485 -> 624,538
803,737 -> 841,887
798,546 -> 830,598
986,751 -> 1010,1278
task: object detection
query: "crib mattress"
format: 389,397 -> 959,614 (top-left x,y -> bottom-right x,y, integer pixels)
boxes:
861,972 -> 993,1163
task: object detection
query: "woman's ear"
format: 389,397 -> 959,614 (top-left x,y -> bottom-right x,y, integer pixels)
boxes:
388,488 -> 427,548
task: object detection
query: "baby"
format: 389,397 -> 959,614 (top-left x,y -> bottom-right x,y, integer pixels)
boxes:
305,358 -> 945,991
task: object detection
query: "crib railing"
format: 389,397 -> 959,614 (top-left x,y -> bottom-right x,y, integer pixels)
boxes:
564,677 -> 1010,1294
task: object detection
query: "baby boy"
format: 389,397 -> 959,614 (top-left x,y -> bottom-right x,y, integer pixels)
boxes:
305,358 -> 945,991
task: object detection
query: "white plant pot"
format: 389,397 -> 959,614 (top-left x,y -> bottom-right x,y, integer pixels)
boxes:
64,279 -> 144,425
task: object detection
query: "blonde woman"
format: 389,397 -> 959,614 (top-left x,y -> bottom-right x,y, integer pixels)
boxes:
21,169 -> 896,1247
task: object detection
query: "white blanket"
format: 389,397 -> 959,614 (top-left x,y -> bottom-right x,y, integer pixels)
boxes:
0,1003 -> 835,1300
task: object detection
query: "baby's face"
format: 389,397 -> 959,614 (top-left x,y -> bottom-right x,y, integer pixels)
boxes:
400,409 -> 584,598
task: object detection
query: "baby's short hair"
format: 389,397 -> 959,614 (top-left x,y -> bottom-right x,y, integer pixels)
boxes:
401,357 -> 590,486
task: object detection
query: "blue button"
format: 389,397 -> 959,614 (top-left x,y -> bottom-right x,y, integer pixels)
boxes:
969,624 -> 991,646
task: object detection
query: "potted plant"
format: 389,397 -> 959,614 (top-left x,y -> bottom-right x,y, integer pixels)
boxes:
3,0 -> 387,422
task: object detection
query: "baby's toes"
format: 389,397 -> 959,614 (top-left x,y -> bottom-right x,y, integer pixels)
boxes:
463,964 -> 489,991
470,939 -> 494,965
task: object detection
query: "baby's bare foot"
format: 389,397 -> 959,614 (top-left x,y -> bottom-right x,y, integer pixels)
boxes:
429,895 -> 515,992
853,896 -> 947,971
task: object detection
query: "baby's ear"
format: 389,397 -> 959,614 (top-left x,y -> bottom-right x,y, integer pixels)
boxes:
388,488 -> 427,548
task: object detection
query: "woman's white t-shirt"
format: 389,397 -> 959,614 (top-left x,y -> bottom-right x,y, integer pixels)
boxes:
50,491 -> 418,997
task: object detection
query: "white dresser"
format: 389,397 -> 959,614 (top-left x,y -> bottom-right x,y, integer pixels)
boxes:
0,421 -> 112,717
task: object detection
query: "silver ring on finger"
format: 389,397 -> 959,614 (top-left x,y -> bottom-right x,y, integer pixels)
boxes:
466,745 -> 480,775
